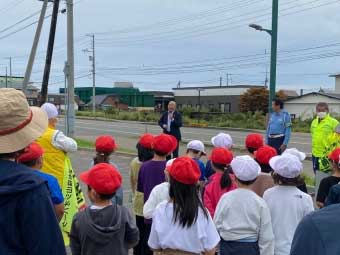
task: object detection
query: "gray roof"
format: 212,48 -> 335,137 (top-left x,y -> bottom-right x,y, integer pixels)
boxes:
172,85 -> 265,90
329,73 -> 340,77
87,94 -> 117,105
285,92 -> 340,101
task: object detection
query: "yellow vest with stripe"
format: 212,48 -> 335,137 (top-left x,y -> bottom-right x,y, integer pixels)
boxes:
36,127 -> 66,187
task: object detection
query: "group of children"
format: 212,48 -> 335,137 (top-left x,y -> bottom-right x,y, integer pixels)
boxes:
17,124 -> 340,255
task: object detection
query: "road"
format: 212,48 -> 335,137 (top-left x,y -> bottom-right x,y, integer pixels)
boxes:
58,118 -> 312,154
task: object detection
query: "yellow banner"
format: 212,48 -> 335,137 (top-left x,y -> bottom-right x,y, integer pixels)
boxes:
60,156 -> 86,246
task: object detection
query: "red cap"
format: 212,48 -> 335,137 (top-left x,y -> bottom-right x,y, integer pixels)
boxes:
17,143 -> 44,163
210,148 -> 233,165
255,145 -> 277,165
329,148 -> 340,162
168,156 -> 200,185
95,135 -> 117,153
153,134 -> 178,154
245,133 -> 264,150
80,163 -> 122,194
139,133 -> 155,149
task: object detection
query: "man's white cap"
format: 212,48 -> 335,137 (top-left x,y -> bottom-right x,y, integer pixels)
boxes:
187,140 -> 206,155
269,154 -> 303,178
282,148 -> 306,161
211,133 -> 233,149
41,103 -> 58,119
166,158 -> 176,170
231,155 -> 261,181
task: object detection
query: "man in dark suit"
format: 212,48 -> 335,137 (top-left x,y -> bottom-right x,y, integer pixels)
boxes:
158,101 -> 182,158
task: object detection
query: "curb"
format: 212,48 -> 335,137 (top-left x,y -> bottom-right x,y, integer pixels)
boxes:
65,115 -> 311,135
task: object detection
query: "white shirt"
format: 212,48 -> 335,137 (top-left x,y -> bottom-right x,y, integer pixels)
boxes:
263,186 -> 314,255
143,182 -> 169,219
214,188 -> 274,255
148,201 -> 220,253
52,130 -> 77,153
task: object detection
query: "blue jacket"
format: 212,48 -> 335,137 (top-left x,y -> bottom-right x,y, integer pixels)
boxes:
0,160 -> 66,255
291,204 -> 340,255
158,111 -> 182,141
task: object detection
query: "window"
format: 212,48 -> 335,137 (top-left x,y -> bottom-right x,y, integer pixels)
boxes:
48,97 -> 55,103
187,104 -> 192,108
177,104 -> 182,109
209,104 -> 214,110
225,103 -> 231,113
219,103 -> 225,112
196,104 -> 200,111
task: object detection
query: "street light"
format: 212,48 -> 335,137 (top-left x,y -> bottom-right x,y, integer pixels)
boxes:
249,0 -> 279,114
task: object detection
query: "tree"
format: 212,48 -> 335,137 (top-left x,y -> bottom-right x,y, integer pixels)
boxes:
239,88 -> 288,113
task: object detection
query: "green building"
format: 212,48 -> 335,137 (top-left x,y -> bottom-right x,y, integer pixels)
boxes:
60,87 -> 154,107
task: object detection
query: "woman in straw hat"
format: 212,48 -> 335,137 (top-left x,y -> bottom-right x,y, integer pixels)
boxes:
0,88 -> 65,254
37,102 -> 85,245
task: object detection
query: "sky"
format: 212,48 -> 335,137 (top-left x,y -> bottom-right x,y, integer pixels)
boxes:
0,0 -> 339,93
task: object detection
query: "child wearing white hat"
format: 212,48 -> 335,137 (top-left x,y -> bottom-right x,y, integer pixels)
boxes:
186,140 -> 207,181
214,155 -> 274,255
206,133 -> 233,178
263,154 -> 314,255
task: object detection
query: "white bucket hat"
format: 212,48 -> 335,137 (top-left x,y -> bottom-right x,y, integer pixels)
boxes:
211,133 -> 233,149
41,102 -> 59,119
231,155 -> 261,181
282,148 -> 306,161
0,88 -> 48,153
269,154 -> 303,178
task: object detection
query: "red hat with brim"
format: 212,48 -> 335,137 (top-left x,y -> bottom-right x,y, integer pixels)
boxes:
95,135 -> 117,153
168,156 -> 200,185
153,134 -> 178,155
254,145 -> 277,165
245,133 -> 264,150
210,147 -> 233,165
329,148 -> 340,162
17,142 -> 44,163
80,163 -> 122,194
139,133 -> 155,149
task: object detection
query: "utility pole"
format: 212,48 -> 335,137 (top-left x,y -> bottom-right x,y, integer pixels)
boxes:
269,0 -> 279,113
219,76 -> 222,87
84,34 -> 96,116
226,73 -> 229,86
23,0 -> 49,93
40,0 -> 60,106
67,0 -> 75,137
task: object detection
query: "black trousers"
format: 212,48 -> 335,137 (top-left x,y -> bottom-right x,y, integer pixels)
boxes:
133,216 -> 152,255
166,139 -> 180,160
220,240 -> 260,255
267,136 -> 285,155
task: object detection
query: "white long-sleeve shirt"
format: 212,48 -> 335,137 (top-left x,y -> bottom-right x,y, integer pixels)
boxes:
52,130 -> 77,153
263,186 -> 314,255
214,188 -> 274,255
143,182 -> 169,219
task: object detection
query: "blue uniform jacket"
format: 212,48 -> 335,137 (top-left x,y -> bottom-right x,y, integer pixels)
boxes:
266,110 -> 292,145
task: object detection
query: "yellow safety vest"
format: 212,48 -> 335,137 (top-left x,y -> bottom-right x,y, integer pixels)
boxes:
37,127 -> 85,246
36,127 -> 66,186
311,115 -> 339,157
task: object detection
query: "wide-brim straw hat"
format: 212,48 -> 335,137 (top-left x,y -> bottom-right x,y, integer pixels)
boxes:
0,88 -> 48,153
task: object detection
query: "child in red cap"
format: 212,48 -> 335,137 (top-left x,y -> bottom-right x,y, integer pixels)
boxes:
251,145 -> 277,197
203,148 -> 237,218
18,142 -> 65,221
317,148 -> 340,208
137,133 -> 177,255
148,157 -> 220,254
93,135 -> 123,206
245,133 -> 264,156
70,163 -> 139,255
130,133 -> 155,255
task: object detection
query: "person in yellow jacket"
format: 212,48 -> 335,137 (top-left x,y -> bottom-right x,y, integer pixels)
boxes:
37,103 -> 85,246
310,102 -> 339,195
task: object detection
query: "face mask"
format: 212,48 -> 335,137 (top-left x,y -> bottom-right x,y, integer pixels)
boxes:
317,112 -> 327,119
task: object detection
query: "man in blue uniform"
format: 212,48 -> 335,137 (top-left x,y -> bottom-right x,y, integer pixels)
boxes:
266,98 -> 292,154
